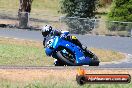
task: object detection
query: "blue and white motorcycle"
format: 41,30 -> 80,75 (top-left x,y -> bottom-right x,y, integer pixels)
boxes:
44,31 -> 100,66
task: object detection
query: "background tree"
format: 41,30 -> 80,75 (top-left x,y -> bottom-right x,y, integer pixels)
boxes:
98,0 -> 112,7
18,0 -> 33,28
108,0 -> 132,22
60,0 -> 98,18
107,0 -> 132,31
60,0 -> 98,34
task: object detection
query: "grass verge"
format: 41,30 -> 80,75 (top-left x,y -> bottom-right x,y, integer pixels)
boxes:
0,37 -> 54,66
90,48 -> 125,62
0,37 -> 125,66
0,80 -> 131,88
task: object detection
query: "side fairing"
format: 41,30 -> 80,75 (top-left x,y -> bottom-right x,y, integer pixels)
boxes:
58,39 -> 91,65
45,36 -> 91,65
45,36 -> 60,56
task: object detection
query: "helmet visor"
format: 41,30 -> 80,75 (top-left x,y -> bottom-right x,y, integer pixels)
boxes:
42,31 -> 50,37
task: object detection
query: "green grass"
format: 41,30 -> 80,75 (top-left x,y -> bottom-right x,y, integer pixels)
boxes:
0,43 -> 54,66
0,80 -> 131,88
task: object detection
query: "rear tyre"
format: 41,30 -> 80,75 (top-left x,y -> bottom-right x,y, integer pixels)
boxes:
88,54 -> 99,66
85,49 -> 100,66
89,60 -> 100,66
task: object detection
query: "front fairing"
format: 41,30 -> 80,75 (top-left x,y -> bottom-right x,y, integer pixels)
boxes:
45,47 -> 53,56
45,36 -> 60,56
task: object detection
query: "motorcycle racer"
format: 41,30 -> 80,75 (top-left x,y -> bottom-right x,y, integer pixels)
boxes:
41,25 -> 82,47
41,25 -> 99,66
41,25 -> 94,58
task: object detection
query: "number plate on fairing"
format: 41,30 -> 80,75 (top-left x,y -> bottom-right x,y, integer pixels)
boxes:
46,39 -> 54,48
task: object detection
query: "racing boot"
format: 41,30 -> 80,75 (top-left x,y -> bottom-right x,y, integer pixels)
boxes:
54,59 -> 65,66
54,59 -> 59,66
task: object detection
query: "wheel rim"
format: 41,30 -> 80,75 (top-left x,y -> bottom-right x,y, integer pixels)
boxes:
60,49 -> 76,63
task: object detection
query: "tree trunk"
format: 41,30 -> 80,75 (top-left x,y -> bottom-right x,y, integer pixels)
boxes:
19,12 -> 29,28
18,0 -> 33,29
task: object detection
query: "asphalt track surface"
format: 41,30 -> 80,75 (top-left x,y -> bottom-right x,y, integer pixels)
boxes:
0,66 -> 132,70
0,28 -> 132,68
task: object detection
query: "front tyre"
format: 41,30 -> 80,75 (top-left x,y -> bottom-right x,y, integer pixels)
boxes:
56,48 -> 78,66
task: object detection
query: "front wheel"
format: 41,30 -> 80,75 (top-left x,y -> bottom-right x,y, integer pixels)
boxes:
56,48 -> 78,66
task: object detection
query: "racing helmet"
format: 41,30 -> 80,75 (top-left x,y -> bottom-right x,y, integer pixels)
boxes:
42,25 -> 52,37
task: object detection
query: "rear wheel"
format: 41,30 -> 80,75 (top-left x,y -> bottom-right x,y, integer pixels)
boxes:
85,49 -> 100,66
89,55 -> 100,66
89,60 -> 100,66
